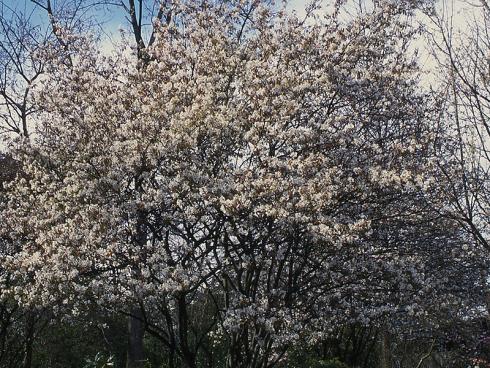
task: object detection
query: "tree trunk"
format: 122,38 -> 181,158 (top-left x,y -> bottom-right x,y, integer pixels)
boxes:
23,311 -> 35,368
126,203 -> 147,368
126,307 -> 145,368
380,327 -> 391,368
177,294 -> 196,368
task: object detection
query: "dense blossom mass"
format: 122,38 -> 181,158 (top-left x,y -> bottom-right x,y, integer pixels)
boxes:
0,0 -> 488,367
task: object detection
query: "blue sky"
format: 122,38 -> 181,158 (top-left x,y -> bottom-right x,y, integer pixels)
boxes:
0,0 -> 309,31
0,0 -> 309,52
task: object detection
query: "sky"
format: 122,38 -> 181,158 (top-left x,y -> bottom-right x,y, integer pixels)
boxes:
0,0 -> 308,31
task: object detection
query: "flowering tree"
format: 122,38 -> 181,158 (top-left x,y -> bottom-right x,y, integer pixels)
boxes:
0,0 -> 478,367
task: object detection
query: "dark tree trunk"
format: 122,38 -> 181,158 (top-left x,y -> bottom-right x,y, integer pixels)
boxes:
23,311 -> 35,368
380,327 -> 391,368
126,307 -> 145,368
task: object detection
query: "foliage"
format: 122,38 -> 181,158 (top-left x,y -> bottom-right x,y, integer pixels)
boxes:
314,359 -> 350,368
83,353 -> 115,368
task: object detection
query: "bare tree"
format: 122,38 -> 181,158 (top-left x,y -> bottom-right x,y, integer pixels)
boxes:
428,0 -> 490,248
0,2 -> 49,138
0,0 -> 176,142
426,0 -> 490,363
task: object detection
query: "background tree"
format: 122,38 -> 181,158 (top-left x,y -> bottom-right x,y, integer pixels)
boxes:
424,1 -> 490,362
427,0 -> 490,251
